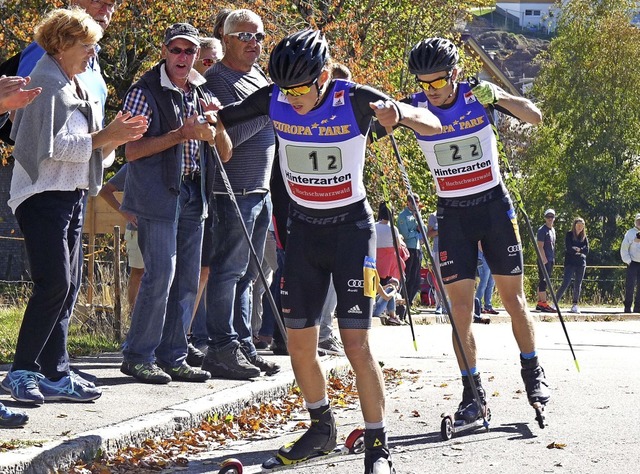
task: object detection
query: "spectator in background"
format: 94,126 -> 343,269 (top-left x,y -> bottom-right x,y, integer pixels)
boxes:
202,9 -> 279,380
119,22 -> 230,384
330,62 -> 352,81
193,37 -> 222,75
397,194 -> 423,307
251,224 -> 278,347
476,243 -> 497,316
536,209 -> 556,312
556,217 -> 588,314
3,7 -> 147,405
212,8 -> 232,43
620,213 -> 640,313
426,209 -> 443,314
374,278 -> 402,326
186,35 -> 225,366
376,202 -> 408,284
98,164 -> 144,309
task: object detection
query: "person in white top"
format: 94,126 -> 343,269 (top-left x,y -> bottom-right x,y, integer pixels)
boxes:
3,7 -> 146,406
620,213 -> 640,312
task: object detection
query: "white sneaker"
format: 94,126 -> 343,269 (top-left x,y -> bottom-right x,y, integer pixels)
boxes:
569,304 -> 580,313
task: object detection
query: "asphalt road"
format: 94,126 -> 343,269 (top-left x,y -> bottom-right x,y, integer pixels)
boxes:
170,320 -> 640,474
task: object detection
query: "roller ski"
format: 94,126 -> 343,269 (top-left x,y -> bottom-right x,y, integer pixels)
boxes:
440,373 -> 491,440
217,405 -> 361,473
216,426 -> 364,474
521,356 -> 551,429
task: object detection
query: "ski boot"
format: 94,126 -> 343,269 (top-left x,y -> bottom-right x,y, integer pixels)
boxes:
363,429 -> 395,474
441,373 -> 490,440
275,405 -> 337,465
521,356 -> 550,428
455,373 -> 487,423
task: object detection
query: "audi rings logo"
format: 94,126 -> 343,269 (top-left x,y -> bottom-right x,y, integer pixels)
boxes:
348,279 -> 364,288
507,244 -> 522,253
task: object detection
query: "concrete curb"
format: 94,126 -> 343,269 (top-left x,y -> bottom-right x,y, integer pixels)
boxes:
0,356 -> 348,474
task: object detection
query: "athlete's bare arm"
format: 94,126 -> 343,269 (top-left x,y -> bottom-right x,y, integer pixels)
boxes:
495,91 -> 542,125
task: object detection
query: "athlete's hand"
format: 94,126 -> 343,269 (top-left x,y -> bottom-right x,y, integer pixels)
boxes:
471,81 -> 502,105
370,99 -> 401,129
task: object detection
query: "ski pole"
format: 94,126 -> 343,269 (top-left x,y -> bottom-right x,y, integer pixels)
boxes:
479,100 -> 580,372
203,120 -> 288,345
373,105 -> 489,429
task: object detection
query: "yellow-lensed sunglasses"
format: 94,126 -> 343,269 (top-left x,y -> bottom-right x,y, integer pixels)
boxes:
280,77 -> 319,97
416,71 -> 452,91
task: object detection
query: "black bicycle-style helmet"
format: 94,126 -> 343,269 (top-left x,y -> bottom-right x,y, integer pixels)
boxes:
268,29 -> 329,87
408,38 -> 459,75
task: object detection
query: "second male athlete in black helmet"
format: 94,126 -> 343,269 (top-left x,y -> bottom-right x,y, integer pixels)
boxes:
403,37 -> 551,427
218,29 -> 441,474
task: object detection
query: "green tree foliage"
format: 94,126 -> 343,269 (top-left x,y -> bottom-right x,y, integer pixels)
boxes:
522,0 -> 640,266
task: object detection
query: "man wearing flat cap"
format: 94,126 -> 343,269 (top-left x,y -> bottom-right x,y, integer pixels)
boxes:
620,213 -> 640,313
119,23 -> 231,384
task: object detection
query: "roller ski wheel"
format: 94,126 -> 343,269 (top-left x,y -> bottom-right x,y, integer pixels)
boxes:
440,407 -> 491,441
344,427 -> 366,453
532,402 -> 546,429
219,458 -> 243,474
261,428 -> 364,472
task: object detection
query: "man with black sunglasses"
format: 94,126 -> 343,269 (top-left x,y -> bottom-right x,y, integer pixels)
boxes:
117,23 -> 231,385
202,9 -> 280,380
403,37 -> 551,427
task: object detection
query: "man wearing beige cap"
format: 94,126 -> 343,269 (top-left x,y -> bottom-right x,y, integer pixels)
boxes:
620,213 -> 640,313
536,209 -> 556,312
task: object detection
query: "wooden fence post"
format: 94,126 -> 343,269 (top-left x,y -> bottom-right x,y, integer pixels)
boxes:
113,225 -> 122,342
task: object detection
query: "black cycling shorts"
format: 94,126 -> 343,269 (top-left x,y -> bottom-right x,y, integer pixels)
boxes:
437,194 -> 523,284
281,218 -> 376,330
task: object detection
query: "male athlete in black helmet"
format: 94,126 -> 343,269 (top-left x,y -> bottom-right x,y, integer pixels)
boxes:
218,29 -> 441,474
404,37 -> 550,425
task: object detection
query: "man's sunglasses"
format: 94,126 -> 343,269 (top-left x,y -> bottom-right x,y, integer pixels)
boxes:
227,32 -> 265,43
280,77 -> 319,97
416,71 -> 452,91
168,46 -> 198,56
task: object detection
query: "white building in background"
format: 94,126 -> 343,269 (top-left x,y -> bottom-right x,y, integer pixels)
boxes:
496,0 -> 562,32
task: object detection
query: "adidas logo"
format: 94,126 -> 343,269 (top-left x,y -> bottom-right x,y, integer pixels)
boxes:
510,266 -> 521,274
348,305 -> 362,314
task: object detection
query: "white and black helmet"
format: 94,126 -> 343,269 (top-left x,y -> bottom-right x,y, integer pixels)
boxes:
408,38 -> 459,75
268,29 -> 329,87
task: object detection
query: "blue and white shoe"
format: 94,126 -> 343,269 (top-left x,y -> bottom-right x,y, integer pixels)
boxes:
3,370 -> 45,405
0,402 -> 29,428
40,375 -> 102,402
69,370 -> 97,388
